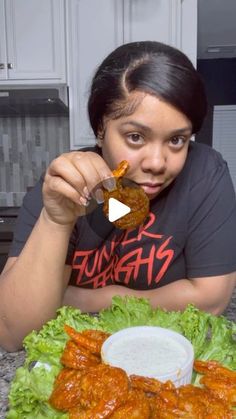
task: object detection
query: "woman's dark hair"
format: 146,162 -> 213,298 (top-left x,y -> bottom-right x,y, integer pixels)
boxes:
88,41 -> 207,136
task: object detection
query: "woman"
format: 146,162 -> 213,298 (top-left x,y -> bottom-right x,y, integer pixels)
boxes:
1,41 -> 236,351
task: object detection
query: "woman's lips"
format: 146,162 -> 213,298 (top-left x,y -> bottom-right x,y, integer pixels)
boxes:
139,182 -> 164,195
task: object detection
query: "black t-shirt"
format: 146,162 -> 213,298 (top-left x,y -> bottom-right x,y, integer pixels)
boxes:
10,142 -> 236,289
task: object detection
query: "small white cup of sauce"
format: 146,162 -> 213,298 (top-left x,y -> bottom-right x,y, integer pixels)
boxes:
101,326 -> 194,387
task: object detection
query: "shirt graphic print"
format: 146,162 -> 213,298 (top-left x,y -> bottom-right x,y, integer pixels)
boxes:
71,211 -> 175,289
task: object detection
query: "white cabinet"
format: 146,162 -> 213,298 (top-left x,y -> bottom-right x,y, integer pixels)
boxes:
123,0 -> 181,46
67,0 -> 197,149
0,0 -> 66,84
66,0 -> 123,149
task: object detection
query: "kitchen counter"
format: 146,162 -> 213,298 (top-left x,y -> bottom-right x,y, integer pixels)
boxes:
0,293 -> 236,419
0,207 -> 19,274
0,350 -> 25,418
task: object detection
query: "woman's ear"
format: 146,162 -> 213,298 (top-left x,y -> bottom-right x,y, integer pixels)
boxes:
96,129 -> 104,147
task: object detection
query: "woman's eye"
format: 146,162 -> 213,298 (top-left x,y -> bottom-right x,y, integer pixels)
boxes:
127,133 -> 144,144
169,136 -> 186,148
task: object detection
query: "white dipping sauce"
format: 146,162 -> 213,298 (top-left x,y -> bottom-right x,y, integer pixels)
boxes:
105,334 -> 187,377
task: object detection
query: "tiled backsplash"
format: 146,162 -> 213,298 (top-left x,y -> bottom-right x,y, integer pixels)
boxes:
0,116 -> 70,206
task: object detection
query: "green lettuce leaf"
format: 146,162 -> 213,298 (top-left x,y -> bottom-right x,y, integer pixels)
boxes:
175,305 -> 211,359
23,306 -> 100,367
98,295 -> 153,332
7,364 -> 67,419
197,314 -> 236,367
146,306 -> 183,332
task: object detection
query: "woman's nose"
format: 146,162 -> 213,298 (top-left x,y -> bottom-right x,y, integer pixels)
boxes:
141,147 -> 167,173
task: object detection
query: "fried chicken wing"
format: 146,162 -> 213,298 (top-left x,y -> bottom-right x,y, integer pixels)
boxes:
64,325 -> 110,355
54,367 -> 77,386
110,389 -> 150,418
200,375 -> 236,404
129,374 -> 172,394
69,398 -> 119,419
194,360 -> 236,405
194,359 -> 236,380
60,339 -> 100,370
49,368 -> 85,411
112,160 -> 129,178
67,364 -> 129,418
79,363 -> 129,409
50,360 -> 129,417
177,385 -> 233,418
103,160 -> 149,229
149,384 -> 234,419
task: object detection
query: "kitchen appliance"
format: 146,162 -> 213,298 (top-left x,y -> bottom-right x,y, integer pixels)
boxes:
0,88 -> 69,117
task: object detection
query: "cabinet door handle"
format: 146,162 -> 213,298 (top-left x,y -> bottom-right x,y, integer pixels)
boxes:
7,63 -> 13,69
0,63 -> 5,69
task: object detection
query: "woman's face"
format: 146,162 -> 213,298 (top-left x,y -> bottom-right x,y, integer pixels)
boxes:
101,93 -> 192,200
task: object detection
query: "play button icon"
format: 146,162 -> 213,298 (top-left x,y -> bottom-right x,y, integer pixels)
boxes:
108,198 -> 131,222
84,176 -> 149,236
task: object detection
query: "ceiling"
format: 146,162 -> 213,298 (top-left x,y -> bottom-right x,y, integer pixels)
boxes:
197,0 -> 236,59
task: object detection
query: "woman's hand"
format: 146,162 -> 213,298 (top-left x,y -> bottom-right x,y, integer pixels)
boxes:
42,151 -> 115,225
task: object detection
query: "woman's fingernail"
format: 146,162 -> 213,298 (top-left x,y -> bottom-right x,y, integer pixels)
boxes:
103,177 -> 116,191
83,186 -> 91,200
95,188 -> 104,204
80,196 -> 89,206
